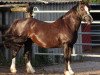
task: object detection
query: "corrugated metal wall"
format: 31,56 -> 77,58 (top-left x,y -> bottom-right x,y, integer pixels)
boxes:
33,3 -> 75,21
5,12 -> 24,26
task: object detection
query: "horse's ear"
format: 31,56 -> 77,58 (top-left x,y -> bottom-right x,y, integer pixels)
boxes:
78,0 -> 89,5
83,0 -> 90,4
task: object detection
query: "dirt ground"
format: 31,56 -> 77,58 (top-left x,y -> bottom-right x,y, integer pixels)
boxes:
0,61 -> 100,75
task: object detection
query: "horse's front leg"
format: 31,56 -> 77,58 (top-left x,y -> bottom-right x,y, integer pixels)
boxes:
24,39 -> 35,74
63,43 -> 74,75
10,43 -> 23,74
10,49 -> 18,73
24,51 -> 35,74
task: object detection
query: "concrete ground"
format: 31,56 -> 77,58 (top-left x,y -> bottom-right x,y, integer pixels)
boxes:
0,61 -> 100,75
37,61 -> 100,75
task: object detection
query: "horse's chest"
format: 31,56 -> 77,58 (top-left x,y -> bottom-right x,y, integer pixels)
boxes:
59,32 -> 77,44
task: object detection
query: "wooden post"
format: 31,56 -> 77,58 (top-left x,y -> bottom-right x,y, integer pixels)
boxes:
0,4 -> 33,17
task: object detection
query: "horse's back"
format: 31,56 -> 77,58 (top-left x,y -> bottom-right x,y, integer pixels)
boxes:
3,18 -> 32,49
4,18 -> 62,48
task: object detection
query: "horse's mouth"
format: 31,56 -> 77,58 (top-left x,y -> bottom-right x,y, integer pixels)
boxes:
85,21 -> 92,25
84,16 -> 93,25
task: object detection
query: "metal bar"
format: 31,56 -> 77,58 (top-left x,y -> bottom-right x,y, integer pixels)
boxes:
92,40 -> 100,41
34,53 -> 100,57
34,10 -> 68,13
92,35 -> 100,36
72,54 -> 100,58
92,30 -> 100,32
34,10 -> 100,13
44,21 -> 100,24
75,43 -> 100,46
90,10 -> 100,13
82,21 -> 100,24
78,32 -> 100,35
35,53 -> 63,56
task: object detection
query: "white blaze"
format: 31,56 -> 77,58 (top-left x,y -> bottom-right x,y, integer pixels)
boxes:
84,6 -> 90,15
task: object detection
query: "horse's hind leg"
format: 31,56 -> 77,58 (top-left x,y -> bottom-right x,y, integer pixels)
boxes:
10,44 -> 22,73
24,39 -> 35,73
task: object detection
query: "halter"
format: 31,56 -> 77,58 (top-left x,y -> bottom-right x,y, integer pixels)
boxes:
76,5 -> 89,20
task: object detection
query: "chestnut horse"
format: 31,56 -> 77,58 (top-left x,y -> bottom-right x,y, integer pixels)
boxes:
3,1 -> 93,75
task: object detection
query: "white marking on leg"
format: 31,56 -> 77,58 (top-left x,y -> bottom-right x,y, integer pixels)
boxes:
64,71 -> 70,75
26,61 -> 35,73
10,58 -> 17,73
68,61 -> 74,75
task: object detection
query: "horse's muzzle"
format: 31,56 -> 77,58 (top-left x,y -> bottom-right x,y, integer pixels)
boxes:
84,15 -> 93,25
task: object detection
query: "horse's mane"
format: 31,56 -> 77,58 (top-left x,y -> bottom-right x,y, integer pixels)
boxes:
57,4 -> 78,21
53,5 -> 78,25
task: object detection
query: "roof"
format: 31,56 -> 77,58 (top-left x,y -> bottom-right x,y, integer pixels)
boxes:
0,0 -> 82,4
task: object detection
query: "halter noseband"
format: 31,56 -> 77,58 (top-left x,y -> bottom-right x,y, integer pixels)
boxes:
76,5 -> 89,20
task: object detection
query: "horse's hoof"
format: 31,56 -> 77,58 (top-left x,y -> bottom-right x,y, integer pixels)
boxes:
27,70 -> 35,74
26,67 -> 35,74
69,70 -> 75,75
64,71 -> 74,75
70,72 -> 75,75
10,68 -> 17,74
64,71 -> 70,75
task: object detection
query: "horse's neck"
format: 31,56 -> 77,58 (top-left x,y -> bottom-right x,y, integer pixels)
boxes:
53,17 -> 64,27
63,10 -> 81,32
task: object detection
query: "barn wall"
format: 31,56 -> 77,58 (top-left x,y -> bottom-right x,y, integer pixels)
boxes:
5,12 -> 24,26
33,3 -> 75,21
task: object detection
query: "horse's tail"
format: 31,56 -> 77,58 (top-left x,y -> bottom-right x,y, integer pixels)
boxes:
5,19 -> 19,35
2,19 -> 19,49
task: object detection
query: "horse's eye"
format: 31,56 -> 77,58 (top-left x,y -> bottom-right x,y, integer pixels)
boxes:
80,7 -> 84,11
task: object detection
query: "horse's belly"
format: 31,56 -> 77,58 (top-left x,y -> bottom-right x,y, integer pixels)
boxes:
30,34 -> 60,48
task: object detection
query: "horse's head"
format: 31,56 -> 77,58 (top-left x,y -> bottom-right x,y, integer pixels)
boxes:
77,1 -> 93,25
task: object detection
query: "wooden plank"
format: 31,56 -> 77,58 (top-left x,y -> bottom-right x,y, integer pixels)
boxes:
0,4 -> 31,12
0,4 -> 28,8
11,7 -> 27,12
